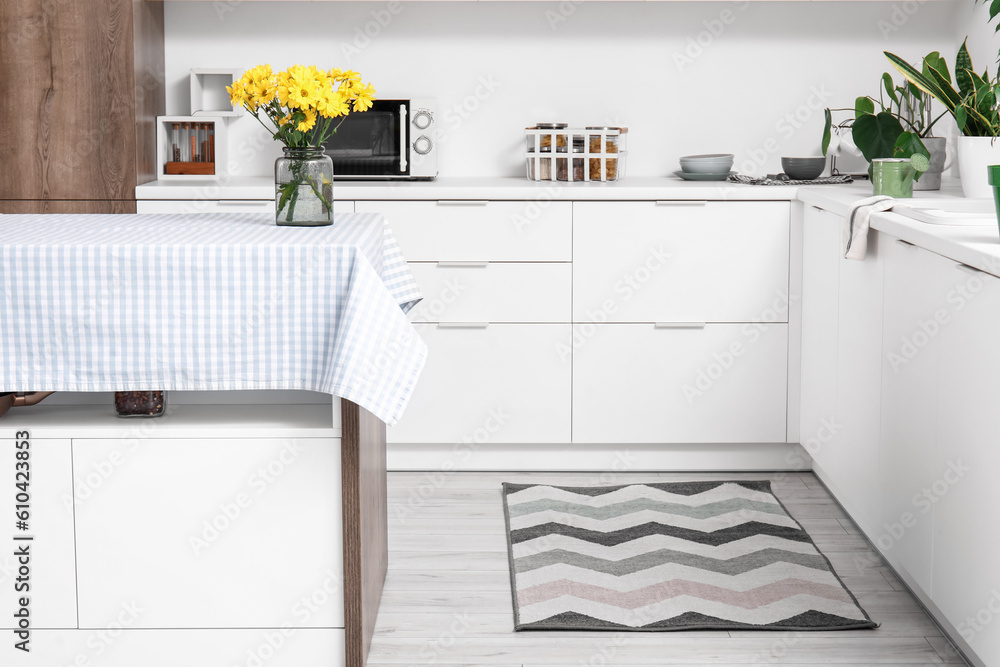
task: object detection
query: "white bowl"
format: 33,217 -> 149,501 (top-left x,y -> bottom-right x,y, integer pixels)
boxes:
680,154 -> 735,174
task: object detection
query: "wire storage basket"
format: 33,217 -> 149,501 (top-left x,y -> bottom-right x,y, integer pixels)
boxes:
525,126 -> 628,182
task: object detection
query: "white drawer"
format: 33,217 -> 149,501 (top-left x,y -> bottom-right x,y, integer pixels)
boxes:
407,262 -> 571,323
74,438 -> 343,629
136,200 -> 355,215
573,323 -> 788,443
573,202 -> 790,323
355,200 -> 571,261
388,324 -> 571,444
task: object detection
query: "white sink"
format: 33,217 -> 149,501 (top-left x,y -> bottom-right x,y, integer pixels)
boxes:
891,198 -> 996,226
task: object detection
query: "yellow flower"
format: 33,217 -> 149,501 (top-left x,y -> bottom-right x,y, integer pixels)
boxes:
296,108 -> 318,132
319,90 -> 350,118
352,82 -> 376,113
227,80 -> 250,109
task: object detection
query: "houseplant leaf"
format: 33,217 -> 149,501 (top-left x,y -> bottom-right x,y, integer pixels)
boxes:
852,112 -> 905,162
892,131 -> 930,180
883,74 -> 898,105
856,96 -> 875,118
956,105 -> 969,132
923,52 -> 951,84
956,40 -> 976,99
885,52 -> 951,109
822,108 -> 832,156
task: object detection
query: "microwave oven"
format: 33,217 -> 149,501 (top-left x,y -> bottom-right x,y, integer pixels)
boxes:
323,98 -> 438,180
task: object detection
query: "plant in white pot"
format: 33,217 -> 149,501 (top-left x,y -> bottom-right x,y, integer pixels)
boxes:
886,42 -> 1000,198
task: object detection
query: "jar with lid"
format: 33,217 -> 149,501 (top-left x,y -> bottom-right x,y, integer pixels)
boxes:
586,126 -> 620,181
557,138 -> 586,181
529,122 -> 568,152
527,146 -> 554,180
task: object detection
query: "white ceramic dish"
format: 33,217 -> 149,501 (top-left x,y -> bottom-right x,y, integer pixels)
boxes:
673,170 -> 734,182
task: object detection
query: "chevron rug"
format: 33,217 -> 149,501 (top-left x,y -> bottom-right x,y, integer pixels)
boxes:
502,481 -> 877,631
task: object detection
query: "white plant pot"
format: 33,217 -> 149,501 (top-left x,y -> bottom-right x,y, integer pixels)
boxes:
958,136 -> 1000,199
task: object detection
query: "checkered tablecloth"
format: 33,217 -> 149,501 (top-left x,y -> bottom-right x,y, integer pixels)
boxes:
0,212 -> 426,425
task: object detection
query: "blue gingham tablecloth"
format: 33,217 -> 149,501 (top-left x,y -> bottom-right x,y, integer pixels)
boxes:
0,212 -> 426,425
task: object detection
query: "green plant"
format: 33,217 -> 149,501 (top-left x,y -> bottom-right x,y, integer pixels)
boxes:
885,41 -> 1000,137
821,72 -> 934,178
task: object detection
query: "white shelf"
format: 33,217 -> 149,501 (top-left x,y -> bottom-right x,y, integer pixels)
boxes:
5,400 -> 339,439
190,68 -> 242,117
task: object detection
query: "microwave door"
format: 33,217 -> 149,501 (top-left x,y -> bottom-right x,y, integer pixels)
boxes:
325,101 -> 409,178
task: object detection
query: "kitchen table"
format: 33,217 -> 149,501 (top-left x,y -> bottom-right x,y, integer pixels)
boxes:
0,212 -> 427,667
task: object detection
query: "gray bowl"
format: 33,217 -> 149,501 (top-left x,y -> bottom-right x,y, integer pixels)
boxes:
782,157 -> 826,180
679,153 -> 735,174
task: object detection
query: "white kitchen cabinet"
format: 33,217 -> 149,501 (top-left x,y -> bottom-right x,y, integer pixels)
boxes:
573,323 -> 788,443
355,200 -> 571,261
572,202 -> 790,323
73,437 -> 343,629
821,231 -> 885,534
137,199 -> 355,215
878,238 -> 953,595
799,206 -> 841,464
5,629 -> 345,667
932,260 -> 1000,666
388,324 -> 571,444
0,437 -> 77,630
406,262 -> 571,324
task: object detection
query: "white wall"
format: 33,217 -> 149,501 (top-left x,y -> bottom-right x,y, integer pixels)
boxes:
164,1 -> 960,179
957,0 -> 1000,73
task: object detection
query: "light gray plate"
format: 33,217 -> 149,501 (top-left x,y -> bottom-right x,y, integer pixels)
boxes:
673,170 -> 734,182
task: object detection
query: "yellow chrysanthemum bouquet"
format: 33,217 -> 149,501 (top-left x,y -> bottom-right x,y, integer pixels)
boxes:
228,64 -> 376,225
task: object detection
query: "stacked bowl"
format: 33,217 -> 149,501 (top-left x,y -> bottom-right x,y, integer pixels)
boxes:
675,154 -> 734,181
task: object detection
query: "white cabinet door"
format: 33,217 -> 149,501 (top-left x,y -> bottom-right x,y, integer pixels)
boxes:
407,262 -> 571,323
387,324 -> 571,444
73,438 -> 343,629
879,238 -> 952,594
573,324 -> 788,443
0,437 -> 77,630
573,202 -> 790,323
933,261 -> 1000,666
136,200 -> 354,214
355,201 -> 571,261
799,206 -> 841,462
823,231 -> 885,534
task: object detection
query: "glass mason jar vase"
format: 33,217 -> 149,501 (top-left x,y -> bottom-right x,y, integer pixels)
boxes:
871,158 -> 916,198
274,147 -> 334,226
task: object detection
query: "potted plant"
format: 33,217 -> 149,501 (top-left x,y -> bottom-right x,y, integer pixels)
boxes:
822,72 -> 939,188
886,41 -> 1000,198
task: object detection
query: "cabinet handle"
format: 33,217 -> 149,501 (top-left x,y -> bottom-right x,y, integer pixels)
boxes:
437,261 -> 488,268
654,322 -> 707,329
437,322 -> 489,329
215,200 -> 271,207
655,201 -> 707,207
956,262 -> 986,276
895,239 -> 916,247
437,200 -> 489,206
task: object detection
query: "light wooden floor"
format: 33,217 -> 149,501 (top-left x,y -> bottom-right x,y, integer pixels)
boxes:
369,471 -> 968,666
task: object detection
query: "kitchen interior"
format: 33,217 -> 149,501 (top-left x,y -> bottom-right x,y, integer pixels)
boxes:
2,0 -> 1000,666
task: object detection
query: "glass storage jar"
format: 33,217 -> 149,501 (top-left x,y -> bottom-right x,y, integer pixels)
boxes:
114,391 -> 166,418
557,138 -> 586,181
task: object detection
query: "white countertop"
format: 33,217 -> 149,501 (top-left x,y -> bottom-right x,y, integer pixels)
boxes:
137,175 -> 1000,279
136,176 -> 800,201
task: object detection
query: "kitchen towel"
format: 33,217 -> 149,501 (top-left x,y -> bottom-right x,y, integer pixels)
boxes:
844,196 -> 907,261
727,174 -> 854,186
502,480 -> 878,632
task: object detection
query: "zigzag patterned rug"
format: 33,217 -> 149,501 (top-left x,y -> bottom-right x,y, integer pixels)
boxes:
502,480 -> 877,632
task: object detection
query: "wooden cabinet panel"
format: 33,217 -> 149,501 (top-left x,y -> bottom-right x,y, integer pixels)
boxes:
0,437 -> 77,630
799,206 -> 840,465
355,200 -> 571,261
388,324 -> 571,444
0,0 -> 163,200
573,324 -> 788,443
0,200 -> 137,214
407,262 -> 571,323
74,437 -> 344,629
573,202 -> 790,323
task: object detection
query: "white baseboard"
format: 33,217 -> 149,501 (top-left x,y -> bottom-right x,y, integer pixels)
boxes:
387,442 -> 810,472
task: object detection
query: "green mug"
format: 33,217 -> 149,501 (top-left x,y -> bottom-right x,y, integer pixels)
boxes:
988,165 -> 1000,239
872,159 -> 916,198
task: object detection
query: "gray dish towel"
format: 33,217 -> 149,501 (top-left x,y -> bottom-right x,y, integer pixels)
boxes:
845,196 -> 907,260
